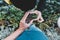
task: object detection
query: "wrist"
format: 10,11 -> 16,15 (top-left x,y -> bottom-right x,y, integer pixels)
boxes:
18,27 -> 26,31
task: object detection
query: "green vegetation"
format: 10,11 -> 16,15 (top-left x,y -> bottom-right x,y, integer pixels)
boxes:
0,0 -> 60,40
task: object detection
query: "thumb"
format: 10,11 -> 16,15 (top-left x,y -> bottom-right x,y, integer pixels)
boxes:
28,20 -> 34,26
38,17 -> 44,23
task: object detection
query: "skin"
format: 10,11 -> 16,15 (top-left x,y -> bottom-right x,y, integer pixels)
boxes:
4,10 -> 44,40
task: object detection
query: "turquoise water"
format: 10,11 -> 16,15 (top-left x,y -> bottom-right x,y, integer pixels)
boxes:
16,24 -> 48,40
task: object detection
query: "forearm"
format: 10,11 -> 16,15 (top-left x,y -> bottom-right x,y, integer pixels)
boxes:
4,28 -> 24,40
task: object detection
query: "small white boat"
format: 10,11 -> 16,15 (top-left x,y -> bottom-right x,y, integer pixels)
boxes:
57,17 -> 60,28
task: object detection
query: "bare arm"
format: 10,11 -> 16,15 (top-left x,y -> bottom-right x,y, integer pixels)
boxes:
4,11 -> 34,40
4,28 -> 24,40
4,10 -> 44,40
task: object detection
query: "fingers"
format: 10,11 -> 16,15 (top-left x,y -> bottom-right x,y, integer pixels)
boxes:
35,10 -> 44,22
20,11 -> 34,26
37,17 -> 44,22
20,10 -> 44,28
21,11 -> 31,22
28,20 -> 34,26
32,15 -> 44,23
20,19 -> 34,27
21,10 -> 40,22
30,10 -> 42,21
22,12 -> 29,21
29,10 -> 41,15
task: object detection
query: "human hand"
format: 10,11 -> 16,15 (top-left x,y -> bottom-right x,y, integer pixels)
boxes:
19,11 -> 34,30
19,10 -> 44,30
29,10 -> 44,22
